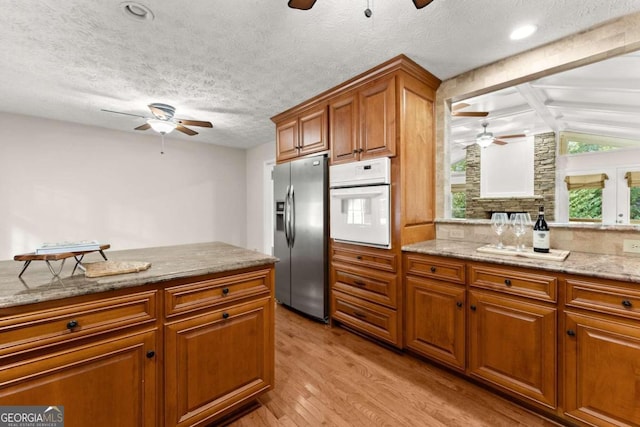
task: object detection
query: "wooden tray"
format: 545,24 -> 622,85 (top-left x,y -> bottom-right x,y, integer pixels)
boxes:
476,244 -> 570,262
83,261 -> 151,278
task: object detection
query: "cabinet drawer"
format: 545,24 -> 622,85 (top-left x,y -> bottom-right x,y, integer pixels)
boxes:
331,290 -> 399,346
404,254 -> 465,284
165,269 -> 272,318
565,278 -> 640,320
468,264 -> 557,302
331,263 -> 397,308
331,245 -> 397,273
0,291 -> 157,357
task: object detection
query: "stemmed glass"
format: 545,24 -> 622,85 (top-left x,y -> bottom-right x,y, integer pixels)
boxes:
511,213 -> 531,252
490,212 -> 509,249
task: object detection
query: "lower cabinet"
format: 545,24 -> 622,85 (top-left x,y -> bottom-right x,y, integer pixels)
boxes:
0,330 -> 158,427
164,297 -> 274,427
564,312 -> 640,426
405,276 -> 465,371
468,289 -> 557,409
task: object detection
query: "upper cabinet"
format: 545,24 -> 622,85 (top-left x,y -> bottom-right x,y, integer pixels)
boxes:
330,76 -> 396,165
275,104 -> 328,162
272,55 -> 440,168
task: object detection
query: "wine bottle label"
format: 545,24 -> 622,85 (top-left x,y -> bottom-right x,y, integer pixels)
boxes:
533,231 -> 550,250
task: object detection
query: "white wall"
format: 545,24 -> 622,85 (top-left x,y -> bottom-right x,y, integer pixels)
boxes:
245,142 -> 275,254
0,112 -> 247,260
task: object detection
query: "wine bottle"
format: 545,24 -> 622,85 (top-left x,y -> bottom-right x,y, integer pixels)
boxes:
533,206 -> 550,253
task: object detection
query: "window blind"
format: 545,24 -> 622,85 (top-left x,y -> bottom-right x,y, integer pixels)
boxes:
624,171 -> 640,188
564,173 -> 608,190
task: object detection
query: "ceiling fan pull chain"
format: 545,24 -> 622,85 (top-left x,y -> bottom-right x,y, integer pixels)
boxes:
161,133 -> 165,155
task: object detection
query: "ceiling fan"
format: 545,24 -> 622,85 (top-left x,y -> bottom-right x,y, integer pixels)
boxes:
288,0 -> 434,10
102,103 -> 212,136
452,102 -> 489,118
473,122 -> 526,148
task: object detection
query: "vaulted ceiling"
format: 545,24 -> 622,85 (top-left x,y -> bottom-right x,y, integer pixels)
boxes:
2,1 -> 640,149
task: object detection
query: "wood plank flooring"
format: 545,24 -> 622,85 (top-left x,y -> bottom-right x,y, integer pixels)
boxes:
227,304 -> 559,427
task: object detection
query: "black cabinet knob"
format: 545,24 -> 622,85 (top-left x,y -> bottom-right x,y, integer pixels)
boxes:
504,279 -> 512,286
567,329 -> 576,337
470,305 -> 477,311
456,301 -> 463,308
353,149 -> 359,154
222,287 -> 229,295
356,255 -> 363,260
222,312 -> 229,319
146,350 -> 155,359
622,300 -> 632,308
353,280 -> 366,287
66,320 -> 79,329
430,266 -> 436,273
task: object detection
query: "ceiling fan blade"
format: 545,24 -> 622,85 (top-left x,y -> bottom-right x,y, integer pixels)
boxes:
413,0 -> 434,8
134,123 -> 151,131
101,109 -> 147,119
452,102 -> 470,112
176,119 -> 212,128
176,124 -> 198,136
493,139 -> 508,145
452,111 -> 489,117
288,0 -> 317,10
496,133 -> 527,139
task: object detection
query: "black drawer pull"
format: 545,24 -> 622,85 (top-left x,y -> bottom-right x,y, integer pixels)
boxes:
622,300 -> 633,308
430,266 -> 436,273
567,329 -> 576,337
504,279 -> 512,286
470,305 -> 477,311
353,280 -> 366,287
222,312 -> 229,319
222,287 -> 229,295
456,301 -> 463,308
356,255 -> 363,260
353,311 -> 367,319
66,320 -> 79,330
146,350 -> 155,359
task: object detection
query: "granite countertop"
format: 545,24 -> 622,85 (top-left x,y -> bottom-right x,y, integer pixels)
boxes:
403,239 -> 640,284
1,242 -> 278,309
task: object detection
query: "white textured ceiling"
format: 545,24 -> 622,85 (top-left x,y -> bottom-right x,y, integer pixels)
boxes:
2,0 -> 640,149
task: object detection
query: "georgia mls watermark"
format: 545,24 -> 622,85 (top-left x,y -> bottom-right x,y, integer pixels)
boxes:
0,406 -> 64,427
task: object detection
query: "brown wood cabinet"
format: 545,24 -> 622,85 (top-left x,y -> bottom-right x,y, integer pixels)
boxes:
563,276 -> 640,426
404,254 -> 466,371
275,104 -> 328,162
0,264 -> 275,427
329,76 -> 396,164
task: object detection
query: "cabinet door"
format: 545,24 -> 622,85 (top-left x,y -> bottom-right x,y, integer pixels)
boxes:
468,290 -> 557,409
299,107 -> 328,156
405,276 -> 465,371
564,311 -> 640,427
164,297 -> 273,427
359,76 -> 396,159
329,93 -> 359,164
276,118 -> 298,162
0,330 -> 157,427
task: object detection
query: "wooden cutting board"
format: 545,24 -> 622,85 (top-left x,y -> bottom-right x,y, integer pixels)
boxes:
83,261 -> 151,278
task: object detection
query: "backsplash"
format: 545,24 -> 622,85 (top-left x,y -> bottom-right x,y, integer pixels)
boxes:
436,219 -> 640,256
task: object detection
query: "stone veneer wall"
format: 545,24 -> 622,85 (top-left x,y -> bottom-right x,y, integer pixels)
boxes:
465,132 -> 556,220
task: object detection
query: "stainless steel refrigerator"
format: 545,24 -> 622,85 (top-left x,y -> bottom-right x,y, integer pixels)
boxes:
273,154 -> 328,322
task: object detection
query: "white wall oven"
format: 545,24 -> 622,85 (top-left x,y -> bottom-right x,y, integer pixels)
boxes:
329,157 -> 391,249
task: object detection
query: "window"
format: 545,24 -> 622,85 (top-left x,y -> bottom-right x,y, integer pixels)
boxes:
564,173 -> 608,222
451,184 -> 466,219
626,171 -> 640,224
559,132 -> 635,155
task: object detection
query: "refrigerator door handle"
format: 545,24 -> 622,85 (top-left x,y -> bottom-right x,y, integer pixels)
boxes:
284,185 -> 291,247
290,185 -> 296,247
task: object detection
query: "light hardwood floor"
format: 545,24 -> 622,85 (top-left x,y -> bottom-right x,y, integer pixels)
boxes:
227,303 -> 559,427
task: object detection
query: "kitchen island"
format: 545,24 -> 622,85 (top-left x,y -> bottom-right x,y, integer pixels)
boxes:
402,239 -> 640,427
0,242 -> 277,427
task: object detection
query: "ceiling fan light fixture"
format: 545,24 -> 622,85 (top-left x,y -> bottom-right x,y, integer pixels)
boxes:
147,119 -> 176,135
120,2 -> 154,22
476,131 -> 494,148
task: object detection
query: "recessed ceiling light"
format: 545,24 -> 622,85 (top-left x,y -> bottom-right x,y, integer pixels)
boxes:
510,24 -> 537,40
120,2 -> 154,22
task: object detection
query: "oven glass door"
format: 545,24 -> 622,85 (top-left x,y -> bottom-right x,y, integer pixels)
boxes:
329,184 -> 390,248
